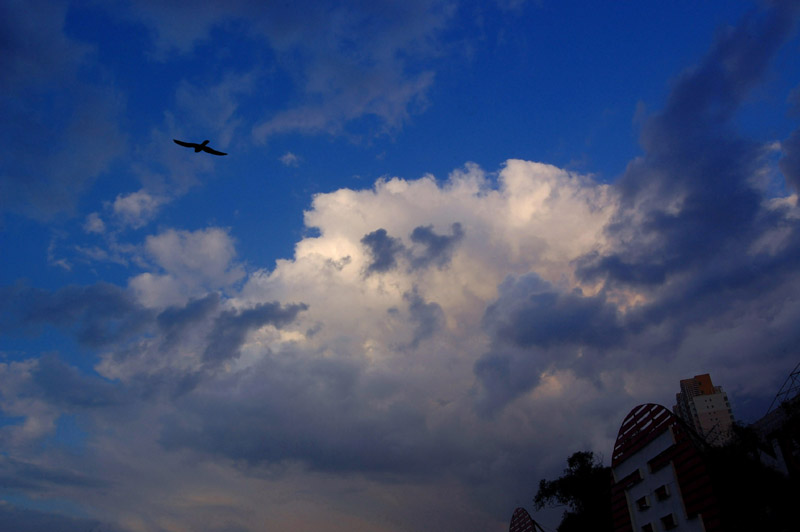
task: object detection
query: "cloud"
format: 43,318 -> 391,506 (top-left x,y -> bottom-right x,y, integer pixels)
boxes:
0,1 -> 126,221
0,282 -> 150,348
361,223 -> 465,275
4,3 -> 800,530
31,355 -> 122,409
0,501 -> 129,532
409,222 -> 464,269
0,455 -> 106,492
112,190 -> 169,229
780,128 -> 800,193
118,0 -> 452,142
361,228 -> 405,274
578,0 -> 800,288
201,300 -> 308,368
403,288 -> 445,349
472,1 -> 800,412
474,274 -> 623,412
128,227 -> 246,307
174,72 -> 255,150
279,152 -> 300,167
7,143 -> 800,530
83,212 -> 106,234
0,0 -> 84,91
484,275 -> 621,350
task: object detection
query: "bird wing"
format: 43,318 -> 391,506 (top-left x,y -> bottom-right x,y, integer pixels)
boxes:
202,146 -> 228,156
173,139 -> 197,148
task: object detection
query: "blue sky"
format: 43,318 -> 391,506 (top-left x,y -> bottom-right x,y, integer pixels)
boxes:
2,1 -> 800,530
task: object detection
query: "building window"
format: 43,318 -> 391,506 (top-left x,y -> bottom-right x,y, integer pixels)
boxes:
655,484 -> 670,501
619,468 -> 643,489
636,495 -> 650,511
660,513 -> 678,530
641,524 -> 654,532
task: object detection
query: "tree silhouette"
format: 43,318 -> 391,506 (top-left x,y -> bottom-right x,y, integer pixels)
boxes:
533,451 -> 612,532
705,421 -> 799,531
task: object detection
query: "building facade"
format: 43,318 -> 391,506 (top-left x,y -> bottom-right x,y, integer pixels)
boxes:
508,507 -> 543,532
611,404 -> 723,532
672,374 -> 734,445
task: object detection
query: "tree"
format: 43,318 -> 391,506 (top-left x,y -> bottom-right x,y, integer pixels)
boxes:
704,422 -> 800,532
533,451 -> 612,532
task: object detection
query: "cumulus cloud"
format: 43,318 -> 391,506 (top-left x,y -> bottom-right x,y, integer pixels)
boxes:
578,0 -> 800,288
4,3 -> 800,531
129,227 -> 246,307
5,147 -> 800,530
409,222 -> 464,270
112,190 -> 169,229
361,228 -> 405,274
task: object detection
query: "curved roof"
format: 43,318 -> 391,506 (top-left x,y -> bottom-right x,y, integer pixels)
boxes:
612,403 -> 675,467
509,507 -> 539,532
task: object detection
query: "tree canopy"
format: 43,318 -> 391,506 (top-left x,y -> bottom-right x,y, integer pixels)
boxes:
533,451 -> 612,532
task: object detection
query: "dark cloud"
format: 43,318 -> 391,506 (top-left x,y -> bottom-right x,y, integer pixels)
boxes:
362,223 -> 465,275
0,502 -> 128,532
780,128 -> 800,192
0,0 -> 126,221
473,349 -> 541,415
157,293 -> 221,352
0,0 -> 81,90
202,301 -> 308,367
474,274 -> 622,413
409,222 -> 464,269
157,348 -> 493,479
0,282 -> 152,348
0,284 -> 307,403
361,228 -> 405,274
0,456 -> 107,492
32,355 -> 121,409
404,289 -> 445,349
483,275 -> 621,350
578,1 -> 800,287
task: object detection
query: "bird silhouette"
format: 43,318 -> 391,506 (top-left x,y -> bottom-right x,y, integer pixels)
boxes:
173,139 -> 227,156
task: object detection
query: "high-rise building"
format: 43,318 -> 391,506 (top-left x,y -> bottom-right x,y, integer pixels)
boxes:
610,403 -> 724,532
673,374 -> 734,445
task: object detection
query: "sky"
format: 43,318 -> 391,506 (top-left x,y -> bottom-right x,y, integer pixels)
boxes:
2,0 -> 800,530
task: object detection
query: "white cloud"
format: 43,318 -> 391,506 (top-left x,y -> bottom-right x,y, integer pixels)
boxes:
0,360 -> 58,448
279,151 -> 300,166
112,190 -> 168,229
127,272 -> 187,309
132,227 -> 245,307
7,154 -> 800,531
84,212 -> 106,234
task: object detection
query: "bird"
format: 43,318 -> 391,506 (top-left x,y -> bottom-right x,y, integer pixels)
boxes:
173,139 -> 227,156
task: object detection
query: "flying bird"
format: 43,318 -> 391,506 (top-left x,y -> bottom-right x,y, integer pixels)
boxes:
173,139 -> 227,156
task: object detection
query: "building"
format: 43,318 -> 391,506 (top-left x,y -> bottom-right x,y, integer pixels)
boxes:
611,404 -> 723,532
508,507 -> 543,532
672,374 -> 734,445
